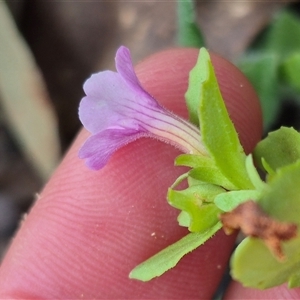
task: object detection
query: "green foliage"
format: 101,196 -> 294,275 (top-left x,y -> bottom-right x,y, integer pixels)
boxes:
129,222 -> 222,282
168,185 -> 223,232
260,161 -> 300,224
177,0 -> 205,48
245,155 -> 266,191
239,9 -> 300,129
231,237 -> 300,289
254,127 -> 300,172
131,40 -> 300,290
188,166 -> 236,190
186,48 -> 253,189
260,10 -> 300,59
230,128 -> 300,289
281,53 -> 300,94
231,161 -> 300,289
228,126 -> 300,289
238,53 -> 280,130
185,48 -> 209,126
175,153 -> 212,168
214,190 -> 260,212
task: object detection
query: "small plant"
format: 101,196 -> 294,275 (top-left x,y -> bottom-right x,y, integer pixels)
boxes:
78,45 -> 300,289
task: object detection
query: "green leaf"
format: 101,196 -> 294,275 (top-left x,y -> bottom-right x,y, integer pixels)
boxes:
175,153 -> 237,189
175,153 -> 214,168
254,127 -> 300,172
177,211 -> 191,227
188,48 -> 252,189
214,190 -> 261,212
187,176 -> 204,187
231,160 -> 300,289
245,155 -> 266,191
177,0 -> 205,48
238,52 -> 280,130
231,237 -> 300,289
188,166 -> 236,190
238,10 -> 300,129
260,160 -> 300,224
170,172 -> 189,189
289,272 -> 300,288
261,10 -> 300,59
261,157 -> 275,176
281,52 -> 300,94
168,185 -> 223,232
129,222 -> 222,281
185,48 -> 209,126
188,204 -> 220,232
237,9 -> 300,129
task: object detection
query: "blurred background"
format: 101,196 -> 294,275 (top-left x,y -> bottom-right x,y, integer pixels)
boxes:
0,0 -> 300,266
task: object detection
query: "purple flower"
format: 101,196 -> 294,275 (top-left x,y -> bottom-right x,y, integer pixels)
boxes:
79,46 -> 207,170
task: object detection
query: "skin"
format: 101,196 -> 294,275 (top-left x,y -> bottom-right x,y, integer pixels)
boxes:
0,48 -> 292,299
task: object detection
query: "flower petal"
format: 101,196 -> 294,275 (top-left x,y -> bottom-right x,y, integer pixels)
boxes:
78,128 -> 148,170
79,71 -> 134,134
115,46 -> 139,90
115,46 -> 161,109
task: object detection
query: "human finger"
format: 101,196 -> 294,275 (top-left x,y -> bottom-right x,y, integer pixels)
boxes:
0,48 -> 262,299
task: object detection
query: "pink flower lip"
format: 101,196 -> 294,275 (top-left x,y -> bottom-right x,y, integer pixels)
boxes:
78,46 -> 207,170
